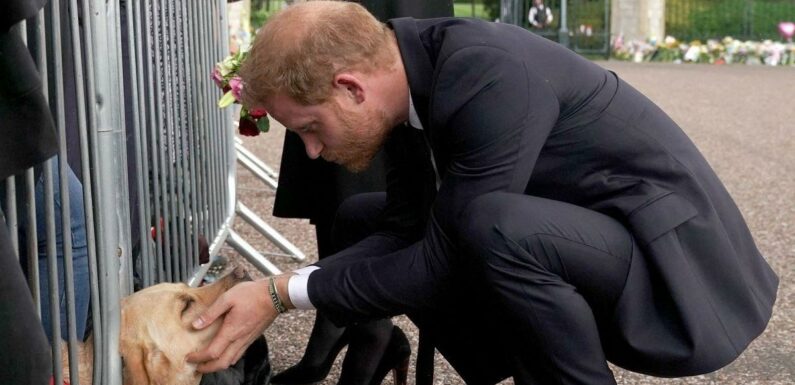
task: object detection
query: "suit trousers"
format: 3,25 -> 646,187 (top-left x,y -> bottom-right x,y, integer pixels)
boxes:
333,192 -> 639,385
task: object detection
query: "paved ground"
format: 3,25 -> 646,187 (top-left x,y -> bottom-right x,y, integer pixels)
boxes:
229,61 -> 794,384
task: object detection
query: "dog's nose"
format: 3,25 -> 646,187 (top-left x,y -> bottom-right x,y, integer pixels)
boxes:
232,266 -> 252,281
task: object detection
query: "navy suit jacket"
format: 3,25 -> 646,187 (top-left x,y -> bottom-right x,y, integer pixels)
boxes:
308,18 -> 778,376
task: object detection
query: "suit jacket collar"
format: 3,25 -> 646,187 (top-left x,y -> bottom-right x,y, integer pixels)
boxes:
388,18 -> 433,130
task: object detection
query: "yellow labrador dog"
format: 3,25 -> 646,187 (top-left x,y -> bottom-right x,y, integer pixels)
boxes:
120,267 -> 248,385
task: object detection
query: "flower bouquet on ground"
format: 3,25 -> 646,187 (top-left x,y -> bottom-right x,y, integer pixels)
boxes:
212,47 -> 269,136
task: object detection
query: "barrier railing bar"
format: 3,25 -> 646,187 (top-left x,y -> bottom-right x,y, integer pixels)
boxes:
162,0 -> 177,280
46,0 -> 69,381
234,137 -> 279,179
202,0 -> 214,239
43,159 -> 63,385
176,0 -> 191,280
4,178 -> 18,256
181,1 -> 199,266
237,151 -> 279,190
180,0 -> 194,280
143,0 -> 162,283
226,230 -> 283,275
65,0 -> 98,380
198,1 -> 213,240
112,0 -> 134,299
209,1 -> 222,238
236,202 -> 305,261
221,2 -> 235,259
25,169 -> 41,310
78,0 -> 104,379
173,0 -> 190,281
233,135 -> 308,263
159,0 -> 178,282
130,0 -> 154,288
89,0 -> 128,381
155,0 -> 175,282
167,0 -> 188,281
198,0 -> 211,236
186,0 -> 200,269
29,12 -> 46,314
217,0 -> 228,237
177,0 -> 190,274
194,0 -> 210,249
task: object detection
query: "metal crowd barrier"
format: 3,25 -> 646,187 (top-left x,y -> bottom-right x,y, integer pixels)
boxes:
1,0 -> 240,384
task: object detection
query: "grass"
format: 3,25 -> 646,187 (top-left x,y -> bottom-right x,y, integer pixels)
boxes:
453,3 -> 492,20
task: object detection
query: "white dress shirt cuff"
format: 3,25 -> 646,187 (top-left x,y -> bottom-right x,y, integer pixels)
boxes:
288,266 -> 320,310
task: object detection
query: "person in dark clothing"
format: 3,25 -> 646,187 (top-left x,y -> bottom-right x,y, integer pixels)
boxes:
528,0 -> 553,29
188,2 -> 779,384
0,0 -> 58,384
269,1 -> 452,384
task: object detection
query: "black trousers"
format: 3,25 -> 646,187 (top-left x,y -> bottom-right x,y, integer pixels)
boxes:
0,211 -> 52,384
332,192 -> 638,385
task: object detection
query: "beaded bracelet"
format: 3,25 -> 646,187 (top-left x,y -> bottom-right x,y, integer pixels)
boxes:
268,276 -> 288,314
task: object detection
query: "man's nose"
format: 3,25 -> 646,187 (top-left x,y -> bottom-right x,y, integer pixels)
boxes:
303,137 -> 323,160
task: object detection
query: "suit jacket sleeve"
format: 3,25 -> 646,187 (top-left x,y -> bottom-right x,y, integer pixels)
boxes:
308,45 -> 559,325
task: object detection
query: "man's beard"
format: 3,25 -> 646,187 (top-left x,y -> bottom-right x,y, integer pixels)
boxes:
323,103 -> 391,173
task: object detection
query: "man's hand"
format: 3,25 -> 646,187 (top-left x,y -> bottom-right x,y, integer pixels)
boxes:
186,277 -> 285,373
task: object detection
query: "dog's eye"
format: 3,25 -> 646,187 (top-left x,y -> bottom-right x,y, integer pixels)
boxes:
180,295 -> 195,316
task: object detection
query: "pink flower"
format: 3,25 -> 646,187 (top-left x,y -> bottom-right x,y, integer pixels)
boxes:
779,22 -> 795,41
229,76 -> 243,102
211,67 -> 225,90
238,117 -> 260,136
249,107 -> 267,119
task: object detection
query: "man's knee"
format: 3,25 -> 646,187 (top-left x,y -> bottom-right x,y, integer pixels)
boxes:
330,192 -> 386,250
460,192 -> 565,271
460,192 -> 522,260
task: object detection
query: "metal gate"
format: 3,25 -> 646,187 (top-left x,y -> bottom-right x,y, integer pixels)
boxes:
500,0 -> 611,57
2,0 -> 236,384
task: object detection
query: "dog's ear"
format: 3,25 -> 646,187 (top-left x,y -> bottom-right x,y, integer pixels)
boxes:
143,346 -> 173,385
121,344 -> 172,385
121,345 -> 151,385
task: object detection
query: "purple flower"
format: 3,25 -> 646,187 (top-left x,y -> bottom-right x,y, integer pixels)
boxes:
229,76 -> 243,102
211,67 -> 225,90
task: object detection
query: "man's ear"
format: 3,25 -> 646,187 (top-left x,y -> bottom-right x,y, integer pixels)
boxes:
333,73 -> 365,104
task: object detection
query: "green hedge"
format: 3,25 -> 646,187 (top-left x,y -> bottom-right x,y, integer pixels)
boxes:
666,0 -> 795,41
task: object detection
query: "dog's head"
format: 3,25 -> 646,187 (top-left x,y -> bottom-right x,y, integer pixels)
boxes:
120,267 -> 249,385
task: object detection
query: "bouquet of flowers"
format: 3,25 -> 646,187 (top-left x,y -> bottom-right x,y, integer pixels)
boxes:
212,47 -> 269,136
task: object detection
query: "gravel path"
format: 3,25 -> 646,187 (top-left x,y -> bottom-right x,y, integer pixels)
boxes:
227,61 -> 794,384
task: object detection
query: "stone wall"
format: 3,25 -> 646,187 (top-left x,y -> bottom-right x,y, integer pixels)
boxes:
611,0 -> 665,43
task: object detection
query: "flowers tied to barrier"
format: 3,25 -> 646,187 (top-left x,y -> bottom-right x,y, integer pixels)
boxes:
213,48 -> 269,136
